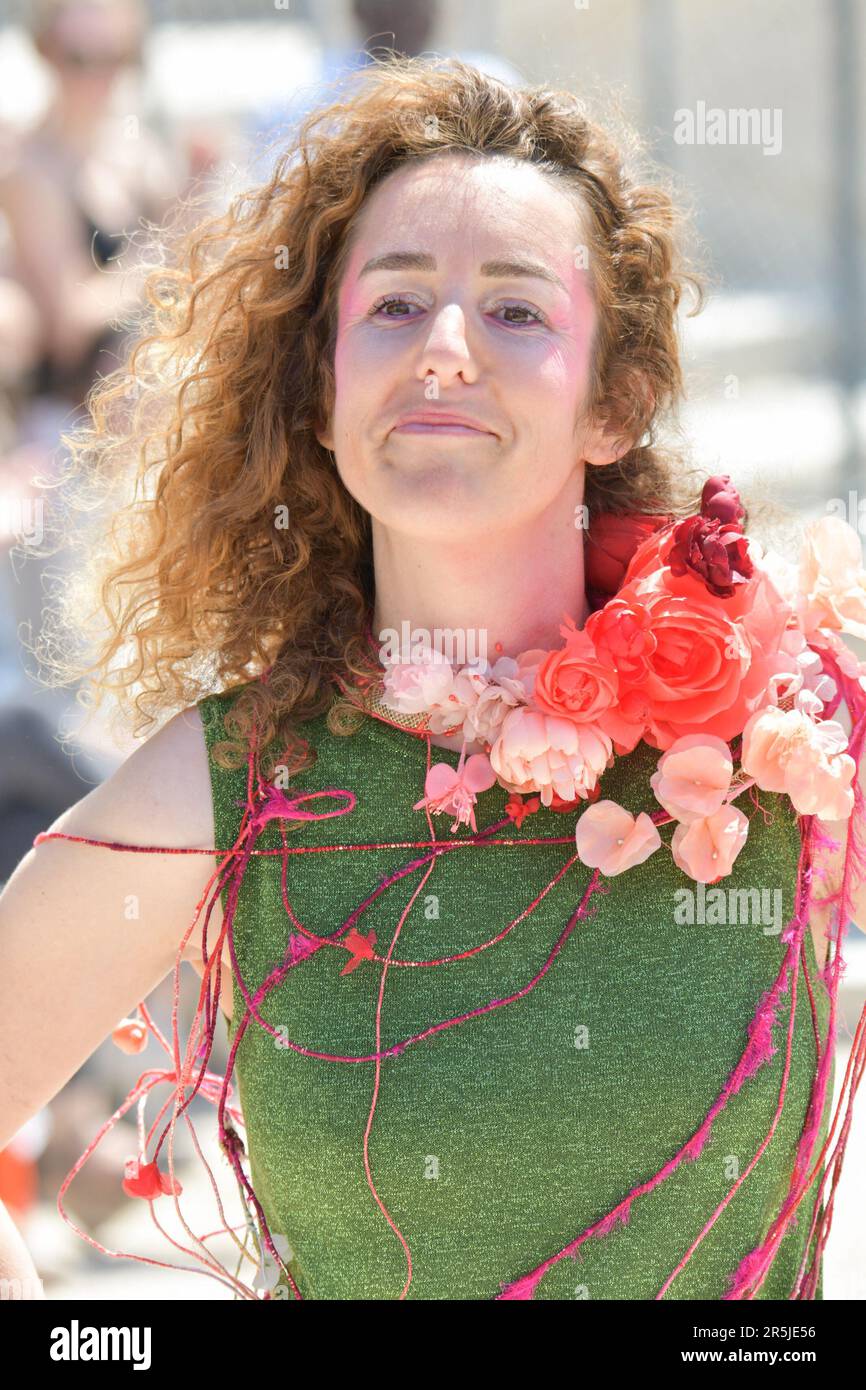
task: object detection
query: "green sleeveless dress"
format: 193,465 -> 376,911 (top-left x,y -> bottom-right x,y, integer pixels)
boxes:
199,681 -> 835,1300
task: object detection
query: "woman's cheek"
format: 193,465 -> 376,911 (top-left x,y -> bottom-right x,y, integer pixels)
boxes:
531,348 -> 584,402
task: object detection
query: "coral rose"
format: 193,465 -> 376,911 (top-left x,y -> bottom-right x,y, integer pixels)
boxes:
533,628 -> 618,724
585,595 -> 656,681
610,580 -> 790,747
622,522 -> 790,636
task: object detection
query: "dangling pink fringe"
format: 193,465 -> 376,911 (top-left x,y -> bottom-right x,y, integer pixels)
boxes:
36,637 -> 866,1299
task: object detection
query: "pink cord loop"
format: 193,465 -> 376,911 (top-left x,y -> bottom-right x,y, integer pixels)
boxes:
243,784 -> 357,835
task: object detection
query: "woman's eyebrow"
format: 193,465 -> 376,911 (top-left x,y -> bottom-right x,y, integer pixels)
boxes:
357,250 -> 567,294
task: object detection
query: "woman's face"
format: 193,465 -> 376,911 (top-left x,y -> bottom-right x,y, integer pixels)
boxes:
317,151 -> 620,543
41,3 -> 143,99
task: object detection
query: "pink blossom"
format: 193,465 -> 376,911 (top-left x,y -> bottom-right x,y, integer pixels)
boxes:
412,745 -> 497,833
381,647 -> 455,714
425,668 -> 484,738
764,627 -> 837,713
650,734 -> 734,823
670,804 -> 750,883
574,800 -> 662,876
453,655 -> 536,746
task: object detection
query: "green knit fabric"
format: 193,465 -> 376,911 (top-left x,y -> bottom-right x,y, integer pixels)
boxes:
199,682 -> 834,1301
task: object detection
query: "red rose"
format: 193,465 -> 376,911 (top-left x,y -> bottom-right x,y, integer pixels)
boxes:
583,511 -> 674,608
667,515 -> 754,599
700,474 -> 745,524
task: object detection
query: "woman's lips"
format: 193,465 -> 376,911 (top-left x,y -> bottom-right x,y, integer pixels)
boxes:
392,422 -> 493,436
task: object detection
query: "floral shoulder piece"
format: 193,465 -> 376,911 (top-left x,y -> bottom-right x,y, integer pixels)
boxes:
379,476 -> 866,886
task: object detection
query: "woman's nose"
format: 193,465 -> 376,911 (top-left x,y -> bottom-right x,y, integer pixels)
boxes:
415,303 -> 479,385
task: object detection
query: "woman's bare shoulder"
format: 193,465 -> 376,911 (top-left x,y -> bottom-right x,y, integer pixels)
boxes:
40,703 -> 225,956
93,704 -> 218,851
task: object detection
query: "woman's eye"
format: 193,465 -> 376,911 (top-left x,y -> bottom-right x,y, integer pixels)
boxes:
496,303 -> 547,325
368,295 -> 547,326
368,294 -> 422,318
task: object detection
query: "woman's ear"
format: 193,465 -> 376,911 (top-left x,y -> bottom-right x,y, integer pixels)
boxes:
581,413 -> 634,467
582,370 -> 655,467
314,420 -> 334,451
582,427 -> 630,467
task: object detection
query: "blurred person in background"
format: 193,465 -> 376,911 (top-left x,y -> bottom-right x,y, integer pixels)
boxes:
0,0 -> 190,861
247,0 -> 524,182
0,0 -> 185,425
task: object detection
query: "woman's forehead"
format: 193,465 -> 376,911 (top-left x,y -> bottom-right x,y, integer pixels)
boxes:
346,156 -> 589,279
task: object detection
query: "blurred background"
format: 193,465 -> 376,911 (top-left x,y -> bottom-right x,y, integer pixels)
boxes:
0,0 -> 863,1299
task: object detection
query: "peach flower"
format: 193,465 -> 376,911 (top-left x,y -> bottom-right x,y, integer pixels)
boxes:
670,804 -> 750,883
650,734 -> 734,823
740,705 -> 856,821
797,515 -> 866,642
112,1017 -> 148,1055
574,800 -> 662,876
489,706 -> 613,807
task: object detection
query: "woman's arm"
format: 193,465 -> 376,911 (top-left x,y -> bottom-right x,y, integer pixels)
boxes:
0,1194 -> 44,1297
0,705 -> 224,1287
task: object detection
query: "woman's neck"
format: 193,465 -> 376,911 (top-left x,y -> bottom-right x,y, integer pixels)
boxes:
371,506 -> 589,670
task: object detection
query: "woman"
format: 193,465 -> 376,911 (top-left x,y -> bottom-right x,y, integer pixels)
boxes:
1,57 -> 865,1301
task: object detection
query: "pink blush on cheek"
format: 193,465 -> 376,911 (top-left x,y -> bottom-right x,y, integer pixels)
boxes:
336,258 -> 383,323
566,271 -> 597,380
